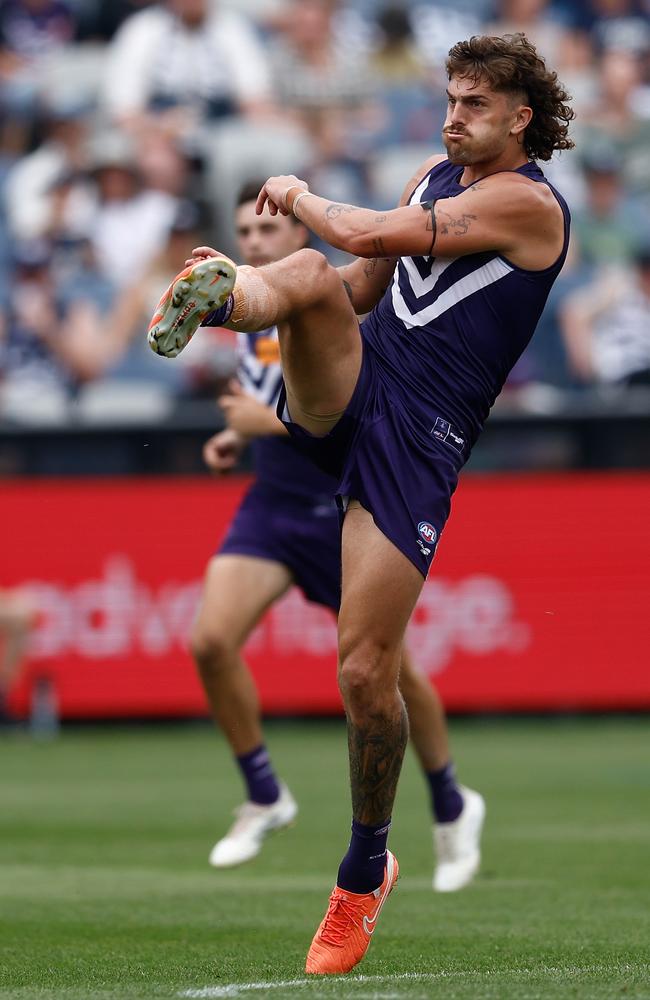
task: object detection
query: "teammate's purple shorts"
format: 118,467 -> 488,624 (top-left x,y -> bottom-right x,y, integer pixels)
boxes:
277,337 -> 466,578
217,482 -> 341,612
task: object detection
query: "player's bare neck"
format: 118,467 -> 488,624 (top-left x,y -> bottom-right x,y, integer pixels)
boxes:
459,152 -> 529,188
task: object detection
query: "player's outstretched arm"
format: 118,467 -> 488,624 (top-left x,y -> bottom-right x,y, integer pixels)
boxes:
258,172 -> 563,269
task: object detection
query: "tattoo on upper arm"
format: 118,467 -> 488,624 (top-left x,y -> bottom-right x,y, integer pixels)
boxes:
325,203 -> 357,220
420,199 -> 437,256
342,279 -> 354,304
364,258 -> 378,278
438,210 -> 478,237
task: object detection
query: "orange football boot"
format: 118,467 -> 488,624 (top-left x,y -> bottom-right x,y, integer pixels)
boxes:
147,254 -> 236,358
305,850 -> 399,975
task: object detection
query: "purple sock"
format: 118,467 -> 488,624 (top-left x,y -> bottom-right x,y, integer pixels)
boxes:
337,818 -> 391,894
427,761 -> 464,823
235,744 -> 280,805
202,294 -> 234,327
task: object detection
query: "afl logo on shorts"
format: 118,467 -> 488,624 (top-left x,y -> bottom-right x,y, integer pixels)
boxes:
417,521 -> 437,545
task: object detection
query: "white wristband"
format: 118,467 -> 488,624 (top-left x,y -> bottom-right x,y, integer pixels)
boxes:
291,191 -> 312,217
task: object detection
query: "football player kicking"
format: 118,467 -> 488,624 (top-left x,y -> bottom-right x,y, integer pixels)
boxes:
150,29 -> 571,967
148,28 -> 573,960
189,181 -> 484,893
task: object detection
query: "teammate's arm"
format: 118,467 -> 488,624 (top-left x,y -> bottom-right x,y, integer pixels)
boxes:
258,171 -> 562,268
219,381 -> 289,438
336,155 -> 446,313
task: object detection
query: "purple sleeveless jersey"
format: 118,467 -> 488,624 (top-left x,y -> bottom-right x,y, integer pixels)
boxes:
218,327 -> 342,612
279,158 -> 570,576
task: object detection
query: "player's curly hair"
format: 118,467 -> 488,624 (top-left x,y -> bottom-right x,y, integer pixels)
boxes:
446,33 -> 575,161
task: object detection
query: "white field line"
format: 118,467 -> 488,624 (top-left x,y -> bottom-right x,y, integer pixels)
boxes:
179,974 -> 440,998
179,964 -> 649,998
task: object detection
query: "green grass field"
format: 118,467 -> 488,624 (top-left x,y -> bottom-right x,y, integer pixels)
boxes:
1,718 -> 649,1000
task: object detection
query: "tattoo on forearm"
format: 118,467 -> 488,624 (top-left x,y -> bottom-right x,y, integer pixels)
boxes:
438,210 -> 477,237
348,702 -> 409,824
420,199 -> 437,256
372,237 -> 387,256
374,214 -> 387,223
325,202 -> 357,220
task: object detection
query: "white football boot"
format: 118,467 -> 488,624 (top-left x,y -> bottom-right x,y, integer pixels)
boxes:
209,783 -> 298,868
433,785 -> 485,892
147,254 -> 237,358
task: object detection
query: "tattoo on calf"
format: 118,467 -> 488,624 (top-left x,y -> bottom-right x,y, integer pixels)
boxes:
348,703 -> 409,824
420,199 -> 437,256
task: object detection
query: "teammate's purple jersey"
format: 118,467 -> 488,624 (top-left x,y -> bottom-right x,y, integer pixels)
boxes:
363,158 -> 570,451
237,327 -> 337,498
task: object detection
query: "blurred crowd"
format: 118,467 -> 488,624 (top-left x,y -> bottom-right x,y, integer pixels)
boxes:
1,0 -> 650,427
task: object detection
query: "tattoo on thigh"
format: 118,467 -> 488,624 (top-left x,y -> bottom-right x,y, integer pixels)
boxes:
420,199 -> 437,256
348,702 -> 409,824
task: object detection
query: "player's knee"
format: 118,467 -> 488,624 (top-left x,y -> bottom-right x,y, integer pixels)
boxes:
190,624 -> 234,675
291,248 -> 336,296
338,638 -> 398,714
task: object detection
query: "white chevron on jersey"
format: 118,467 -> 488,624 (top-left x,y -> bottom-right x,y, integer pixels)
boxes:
237,328 -> 283,407
391,256 -> 514,330
390,165 -> 514,330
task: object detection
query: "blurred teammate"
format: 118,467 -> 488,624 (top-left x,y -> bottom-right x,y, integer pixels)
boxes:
0,589 -> 36,724
149,34 -> 573,975
191,181 -> 484,892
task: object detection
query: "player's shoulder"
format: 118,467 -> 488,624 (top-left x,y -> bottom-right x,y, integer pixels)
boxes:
470,169 -> 560,217
399,153 -> 448,207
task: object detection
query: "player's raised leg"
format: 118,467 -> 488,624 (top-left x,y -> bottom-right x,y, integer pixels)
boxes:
150,248 -> 362,436
398,650 -> 485,891
306,501 -> 423,975
190,555 -> 297,867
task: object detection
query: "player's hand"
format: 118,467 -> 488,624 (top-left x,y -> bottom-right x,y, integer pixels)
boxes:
218,380 -> 281,437
185,246 -> 219,267
202,428 -> 244,474
256,175 -> 309,217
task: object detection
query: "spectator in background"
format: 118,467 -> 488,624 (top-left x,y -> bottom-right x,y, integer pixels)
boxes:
1,238 -> 113,404
572,147 -> 650,268
0,587 -> 36,724
3,102 -> 93,243
578,47 -> 650,196
267,0 -> 377,208
101,0 -> 273,133
0,0 -> 76,155
559,242 -> 650,386
87,130 -> 178,289
106,197 -> 235,397
587,0 -> 650,58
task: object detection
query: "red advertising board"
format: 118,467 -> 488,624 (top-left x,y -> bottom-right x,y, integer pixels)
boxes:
2,474 -> 649,717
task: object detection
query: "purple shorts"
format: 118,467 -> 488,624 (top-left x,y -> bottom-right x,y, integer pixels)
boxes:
217,482 -> 341,611
277,339 -> 465,578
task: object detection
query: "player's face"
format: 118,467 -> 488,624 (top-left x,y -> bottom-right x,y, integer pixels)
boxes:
235,201 -> 307,268
442,75 -> 527,166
